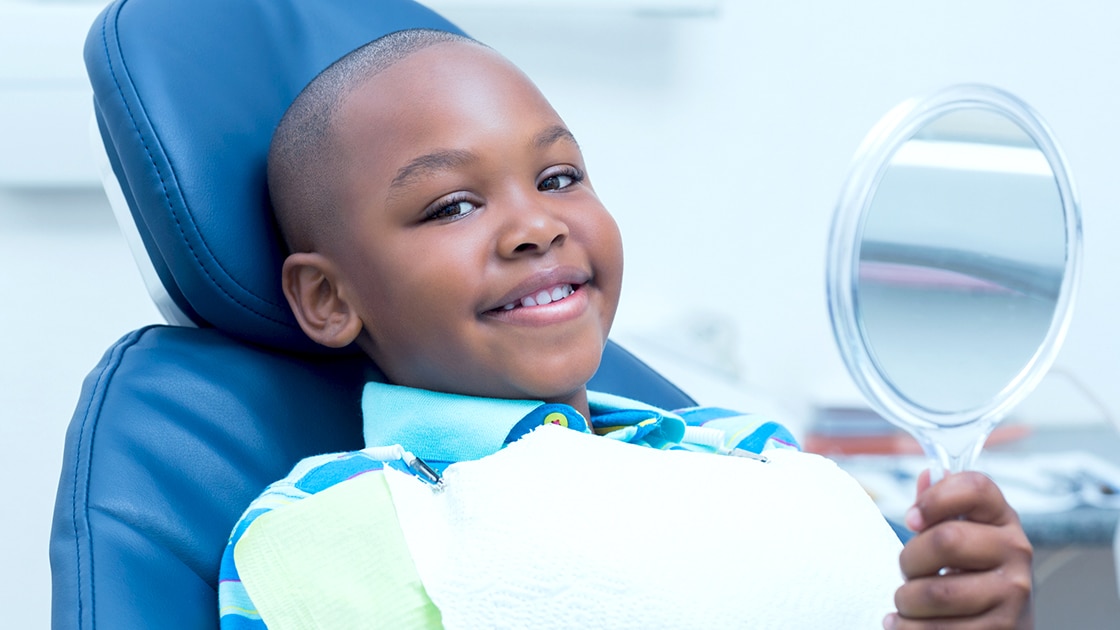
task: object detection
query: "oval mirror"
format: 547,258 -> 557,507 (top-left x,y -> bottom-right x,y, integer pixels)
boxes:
827,84 -> 1082,477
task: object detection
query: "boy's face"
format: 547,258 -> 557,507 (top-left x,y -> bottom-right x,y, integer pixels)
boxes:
319,42 -> 623,410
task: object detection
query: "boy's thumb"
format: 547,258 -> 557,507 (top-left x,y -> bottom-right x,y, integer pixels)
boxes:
916,468 -> 932,495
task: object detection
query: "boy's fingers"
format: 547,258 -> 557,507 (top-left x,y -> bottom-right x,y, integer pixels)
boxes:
899,520 -> 1031,577
913,471 -> 1017,528
885,610 -> 1025,630
891,472 -> 1033,630
893,570 -> 1027,620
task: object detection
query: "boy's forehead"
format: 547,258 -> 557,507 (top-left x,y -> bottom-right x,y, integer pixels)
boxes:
340,42 -> 551,126
330,42 -> 564,174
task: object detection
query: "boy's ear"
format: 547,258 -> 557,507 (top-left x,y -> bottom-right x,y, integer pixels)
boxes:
281,253 -> 364,348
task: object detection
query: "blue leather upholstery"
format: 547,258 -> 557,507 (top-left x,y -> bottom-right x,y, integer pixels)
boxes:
50,1 -> 696,627
51,326 -> 372,629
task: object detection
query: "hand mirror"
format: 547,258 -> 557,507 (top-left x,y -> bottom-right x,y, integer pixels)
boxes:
827,84 -> 1082,479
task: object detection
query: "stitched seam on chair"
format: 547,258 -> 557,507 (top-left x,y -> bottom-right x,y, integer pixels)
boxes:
101,7 -> 288,328
70,320 -> 149,627
76,20 -> 116,624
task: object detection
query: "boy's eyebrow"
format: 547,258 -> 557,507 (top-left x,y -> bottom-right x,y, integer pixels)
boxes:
390,149 -> 475,193
533,124 -> 580,150
388,125 -> 579,195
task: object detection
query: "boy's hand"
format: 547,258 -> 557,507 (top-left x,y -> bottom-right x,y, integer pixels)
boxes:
883,470 -> 1034,629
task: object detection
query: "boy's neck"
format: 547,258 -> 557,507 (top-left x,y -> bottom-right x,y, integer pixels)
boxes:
547,388 -> 590,422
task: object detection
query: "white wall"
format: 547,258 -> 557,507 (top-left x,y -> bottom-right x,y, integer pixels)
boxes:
3,0 -> 1119,625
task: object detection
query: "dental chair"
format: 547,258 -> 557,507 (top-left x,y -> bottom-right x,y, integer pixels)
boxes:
48,0 -> 695,627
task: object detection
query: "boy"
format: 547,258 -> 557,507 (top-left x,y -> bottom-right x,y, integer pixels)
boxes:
220,29 -> 1032,629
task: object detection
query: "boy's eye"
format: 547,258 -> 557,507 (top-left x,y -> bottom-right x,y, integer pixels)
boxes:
425,199 -> 478,222
538,168 -> 583,192
539,174 -> 573,191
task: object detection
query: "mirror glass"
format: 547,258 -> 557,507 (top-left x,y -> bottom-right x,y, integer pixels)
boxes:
859,109 -> 1065,415
828,85 -> 1081,474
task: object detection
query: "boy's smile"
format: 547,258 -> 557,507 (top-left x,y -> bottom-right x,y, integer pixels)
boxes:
290,41 -> 623,418
484,268 -> 587,323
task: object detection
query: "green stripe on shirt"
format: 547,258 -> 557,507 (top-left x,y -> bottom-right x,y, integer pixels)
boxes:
235,471 -> 442,629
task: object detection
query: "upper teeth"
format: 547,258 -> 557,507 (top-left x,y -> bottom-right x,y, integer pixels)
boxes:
501,284 -> 574,310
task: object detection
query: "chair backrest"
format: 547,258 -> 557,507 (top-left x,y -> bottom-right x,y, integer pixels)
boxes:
51,1 -> 695,628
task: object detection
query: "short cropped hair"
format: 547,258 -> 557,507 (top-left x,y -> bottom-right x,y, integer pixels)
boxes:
268,28 -> 479,253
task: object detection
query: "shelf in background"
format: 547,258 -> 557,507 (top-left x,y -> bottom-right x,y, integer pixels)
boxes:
0,3 -> 104,188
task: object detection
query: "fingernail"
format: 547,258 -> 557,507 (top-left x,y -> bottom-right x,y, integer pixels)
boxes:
883,612 -> 897,629
905,505 -> 924,531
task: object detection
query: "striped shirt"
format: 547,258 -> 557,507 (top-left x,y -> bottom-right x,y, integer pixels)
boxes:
219,383 -> 798,628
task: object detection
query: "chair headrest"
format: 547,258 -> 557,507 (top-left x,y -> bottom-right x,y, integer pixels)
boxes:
86,0 -> 466,353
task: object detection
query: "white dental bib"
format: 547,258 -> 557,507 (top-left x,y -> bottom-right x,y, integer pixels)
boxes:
384,425 -> 903,629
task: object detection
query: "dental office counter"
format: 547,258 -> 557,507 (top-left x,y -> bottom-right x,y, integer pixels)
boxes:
985,424 -> 1120,548
1019,500 -> 1118,548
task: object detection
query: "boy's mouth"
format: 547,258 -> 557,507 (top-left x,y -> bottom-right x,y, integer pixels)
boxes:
493,283 -> 579,312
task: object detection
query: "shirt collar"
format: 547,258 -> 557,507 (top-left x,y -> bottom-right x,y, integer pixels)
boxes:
362,382 -> 543,467
362,382 -> 686,467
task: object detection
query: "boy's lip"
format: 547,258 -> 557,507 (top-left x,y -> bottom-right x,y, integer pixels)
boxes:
482,266 -> 592,315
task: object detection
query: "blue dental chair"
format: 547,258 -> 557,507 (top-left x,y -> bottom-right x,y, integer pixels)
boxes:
49,1 -> 695,627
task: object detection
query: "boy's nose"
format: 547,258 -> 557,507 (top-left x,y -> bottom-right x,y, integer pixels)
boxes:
497,202 -> 569,258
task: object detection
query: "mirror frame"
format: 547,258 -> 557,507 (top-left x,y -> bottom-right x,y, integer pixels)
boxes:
827,84 -> 1083,434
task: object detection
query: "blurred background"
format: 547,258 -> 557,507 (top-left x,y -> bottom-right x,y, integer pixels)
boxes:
2,0 -> 1119,626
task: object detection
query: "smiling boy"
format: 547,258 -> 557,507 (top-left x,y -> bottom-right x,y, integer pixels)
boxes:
219,29 -> 1033,629
271,32 -> 620,420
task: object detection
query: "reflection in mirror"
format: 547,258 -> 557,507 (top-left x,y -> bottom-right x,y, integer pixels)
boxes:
858,109 -> 1066,416
827,85 -> 1081,476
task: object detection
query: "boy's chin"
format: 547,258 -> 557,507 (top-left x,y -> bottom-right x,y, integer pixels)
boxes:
521,351 -> 603,398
